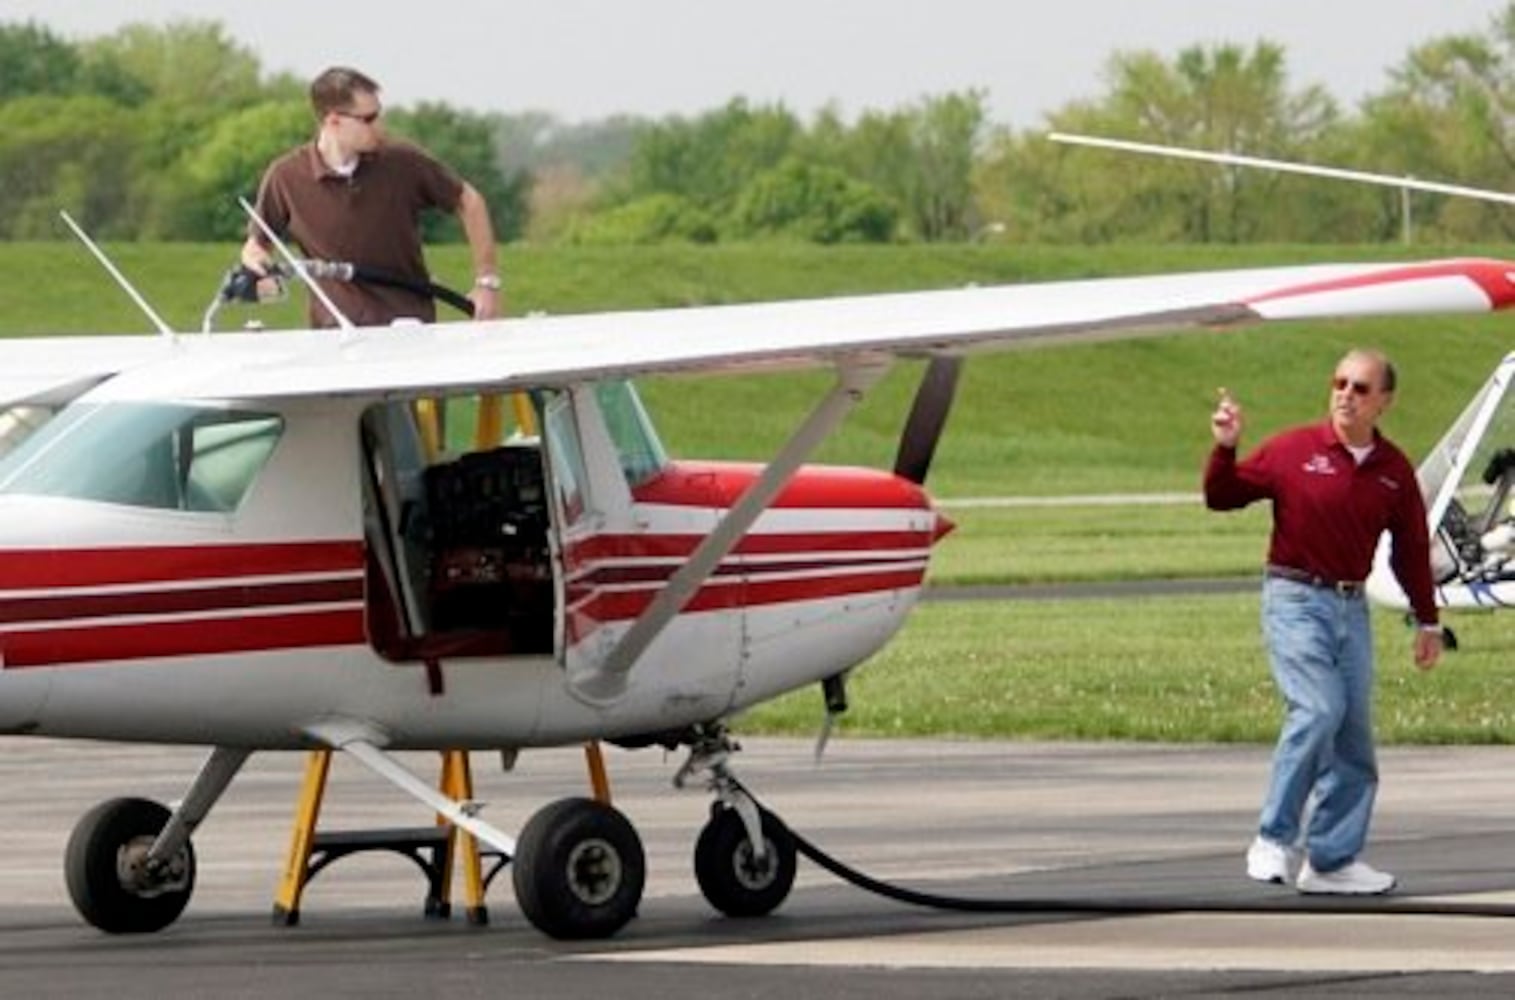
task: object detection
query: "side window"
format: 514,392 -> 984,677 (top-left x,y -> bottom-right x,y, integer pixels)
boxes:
593,380 -> 667,487
543,391 -> 587,525
0,403 -> 282,513
183,415 -> 284,512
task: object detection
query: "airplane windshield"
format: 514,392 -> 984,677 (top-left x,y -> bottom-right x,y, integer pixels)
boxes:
0,402 -> 283,512
594,380 -> 666,488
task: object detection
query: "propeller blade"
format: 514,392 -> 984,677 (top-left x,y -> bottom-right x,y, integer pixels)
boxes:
893,356 -> 962,485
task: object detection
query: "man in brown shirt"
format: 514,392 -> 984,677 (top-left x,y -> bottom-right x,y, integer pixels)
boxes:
241,66 -> 501,328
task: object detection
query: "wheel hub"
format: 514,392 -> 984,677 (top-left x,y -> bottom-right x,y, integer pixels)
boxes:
566,837 -> 622,905
116,836 -> 190,897
732,838 -> 778,890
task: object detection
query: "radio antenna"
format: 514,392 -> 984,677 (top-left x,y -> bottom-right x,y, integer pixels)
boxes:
58,210 -> 176,339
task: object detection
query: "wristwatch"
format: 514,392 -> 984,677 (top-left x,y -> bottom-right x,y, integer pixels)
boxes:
474,274 -> 502,291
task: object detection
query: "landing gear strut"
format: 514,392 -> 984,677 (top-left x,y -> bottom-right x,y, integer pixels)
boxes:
678,725 -> 797,918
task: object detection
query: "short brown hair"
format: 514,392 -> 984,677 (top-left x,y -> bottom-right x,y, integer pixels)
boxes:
309,66 -> 381,117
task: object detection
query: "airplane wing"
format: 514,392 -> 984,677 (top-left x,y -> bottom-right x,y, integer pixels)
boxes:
0,335 -> 169,406
19,258 -> 1515,403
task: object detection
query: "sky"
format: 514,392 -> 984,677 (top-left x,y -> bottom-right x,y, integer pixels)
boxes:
4,0 -> 1510,126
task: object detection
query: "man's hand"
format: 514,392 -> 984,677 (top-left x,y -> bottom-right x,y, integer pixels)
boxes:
1414,629 -> 1443,671
1211,387 -> 1244,448
469,286 -> 501,321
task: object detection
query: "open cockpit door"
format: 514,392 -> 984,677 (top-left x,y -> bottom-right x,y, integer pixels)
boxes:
544,380 -> 743,713
360,398 -> 556,662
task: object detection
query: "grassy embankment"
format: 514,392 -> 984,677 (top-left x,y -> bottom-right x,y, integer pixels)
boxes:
4,241 -> 1512,742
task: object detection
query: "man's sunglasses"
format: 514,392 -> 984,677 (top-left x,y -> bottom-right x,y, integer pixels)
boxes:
335,109 -> 381,124
1331,376 -> 1377,396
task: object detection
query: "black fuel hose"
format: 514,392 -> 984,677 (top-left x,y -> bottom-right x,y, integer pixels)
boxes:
736,780 -> 1515,919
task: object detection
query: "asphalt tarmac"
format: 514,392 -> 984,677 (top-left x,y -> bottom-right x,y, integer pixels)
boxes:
4,736 -> 1515,997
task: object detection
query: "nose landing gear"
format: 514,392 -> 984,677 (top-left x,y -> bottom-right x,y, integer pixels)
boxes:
678,725 -> 798,918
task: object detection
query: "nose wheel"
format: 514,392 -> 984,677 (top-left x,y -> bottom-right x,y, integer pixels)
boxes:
695,804 -> 797,917
65,797 -> 196,934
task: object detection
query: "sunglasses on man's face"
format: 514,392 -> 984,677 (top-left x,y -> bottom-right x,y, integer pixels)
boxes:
335,109 -> 381,124
1331,375 -> 1377,396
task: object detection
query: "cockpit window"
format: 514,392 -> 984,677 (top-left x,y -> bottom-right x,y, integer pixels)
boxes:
0,405 -> 54,460
0,403 -> 283,512
593,380 -> 667,488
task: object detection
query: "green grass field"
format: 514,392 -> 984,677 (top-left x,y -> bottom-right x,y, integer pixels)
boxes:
4,240 -> 1511,743
739,595 -> 1515,745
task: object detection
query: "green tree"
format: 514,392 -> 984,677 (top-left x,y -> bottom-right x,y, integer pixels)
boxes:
624,99 -> 799,210
80,20 -> 265,109
156,99 -> 311,240
388,102 -> 530,243
0,95 -> 141,238
0,21 -> 84,99
979,42 -> 1339,243
1354,3 -> 1515,240
731,158 -> 897,242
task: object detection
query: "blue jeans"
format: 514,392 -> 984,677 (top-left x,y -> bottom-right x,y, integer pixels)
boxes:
1257,576 -> 1377,873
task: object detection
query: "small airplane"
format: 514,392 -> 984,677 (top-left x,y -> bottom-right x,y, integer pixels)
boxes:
1369,349 -> 1515,612
0,205 -> 1511,940
1047,133 -> 1515,622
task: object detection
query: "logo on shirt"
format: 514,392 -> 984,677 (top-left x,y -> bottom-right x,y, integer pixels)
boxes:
1302,453 -> 1337,476
1378,475 -> 1401,491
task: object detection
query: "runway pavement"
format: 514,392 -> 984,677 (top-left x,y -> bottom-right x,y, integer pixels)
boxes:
2,736 -> 1515,998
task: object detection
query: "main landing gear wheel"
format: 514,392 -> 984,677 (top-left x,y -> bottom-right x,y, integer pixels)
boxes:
694,804 -> 796,918
512,797 -> 645,939
65,797 -> 195,934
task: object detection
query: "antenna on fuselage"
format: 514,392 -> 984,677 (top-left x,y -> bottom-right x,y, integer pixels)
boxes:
238,197 -> 356,332
58,210 -> 177,339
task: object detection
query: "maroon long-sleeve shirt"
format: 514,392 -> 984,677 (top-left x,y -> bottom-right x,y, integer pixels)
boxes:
1204,420 -> 1438,626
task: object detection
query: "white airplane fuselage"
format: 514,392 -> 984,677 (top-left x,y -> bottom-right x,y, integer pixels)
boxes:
0,386 -> 946,750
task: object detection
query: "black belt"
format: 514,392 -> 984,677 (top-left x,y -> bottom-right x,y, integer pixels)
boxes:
1266,564 -> 1365,597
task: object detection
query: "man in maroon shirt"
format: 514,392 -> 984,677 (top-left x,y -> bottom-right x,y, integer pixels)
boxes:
1205,348 -> 1442,895
240,66 -> 501,328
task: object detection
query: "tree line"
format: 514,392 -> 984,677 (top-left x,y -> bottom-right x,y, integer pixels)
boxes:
4,8 -> 1515,246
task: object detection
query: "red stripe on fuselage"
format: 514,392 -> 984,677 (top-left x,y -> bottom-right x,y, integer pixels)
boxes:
0,541 -> 363,590
0,609 -> 364,668
566,530 -> 934,564
564,565 -> 924,645
0,578 -> 363,626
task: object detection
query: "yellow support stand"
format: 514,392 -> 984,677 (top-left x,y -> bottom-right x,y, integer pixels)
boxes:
584,741 -> 612,804
271,748 -> 491,925
437,750 -> 490,924
272,748 -> 332,924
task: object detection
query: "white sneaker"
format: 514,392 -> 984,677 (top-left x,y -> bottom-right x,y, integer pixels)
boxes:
1245,836 -> 1299,884
1296,859 -> 1396,895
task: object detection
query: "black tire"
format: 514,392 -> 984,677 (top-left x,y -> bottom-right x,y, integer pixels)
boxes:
512,797 -> 645,939
694,805 -> 796,918
64,797 -> 195,934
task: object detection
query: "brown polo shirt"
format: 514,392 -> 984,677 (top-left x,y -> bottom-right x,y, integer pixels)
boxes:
250,139 -> 465,327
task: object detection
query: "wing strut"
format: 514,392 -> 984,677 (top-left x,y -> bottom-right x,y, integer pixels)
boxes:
570,357 -> 892,705
307,722 -> 517,856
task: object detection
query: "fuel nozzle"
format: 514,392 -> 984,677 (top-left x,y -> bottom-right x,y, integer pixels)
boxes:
217,263 -> 288,304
